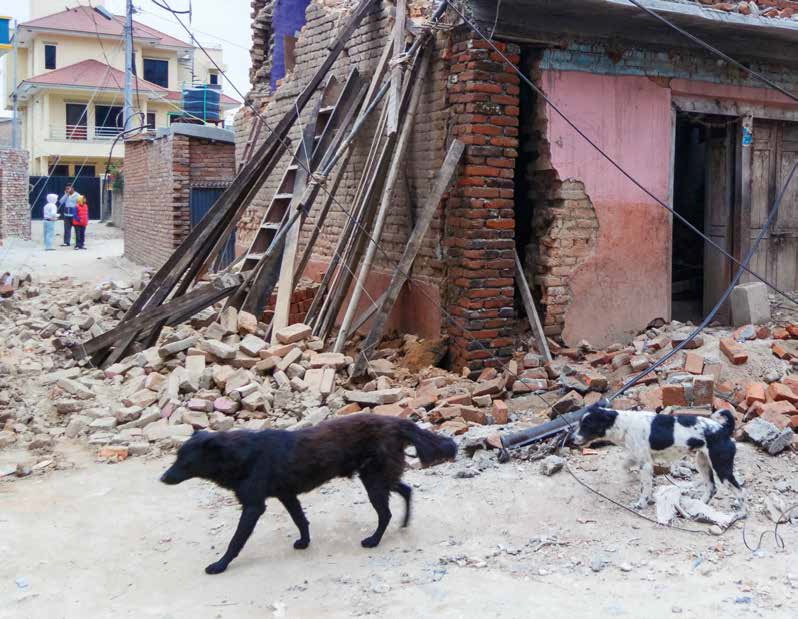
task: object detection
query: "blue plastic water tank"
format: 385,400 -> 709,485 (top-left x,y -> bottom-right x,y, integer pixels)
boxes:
182,85 -> 221,122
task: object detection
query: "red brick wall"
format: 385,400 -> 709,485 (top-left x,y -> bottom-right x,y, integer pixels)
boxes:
124,133 -> 235,268
444,35 -> 521,372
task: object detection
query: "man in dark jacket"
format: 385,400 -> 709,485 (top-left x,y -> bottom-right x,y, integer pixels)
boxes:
58,183 -> 81,247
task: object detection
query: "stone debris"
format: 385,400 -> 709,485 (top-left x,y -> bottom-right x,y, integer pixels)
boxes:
3,273 -> 798,481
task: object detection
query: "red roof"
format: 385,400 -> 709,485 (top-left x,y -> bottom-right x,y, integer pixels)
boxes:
24,59 -> 169,92
20,6 -> 191,48
23,59 -> 240,107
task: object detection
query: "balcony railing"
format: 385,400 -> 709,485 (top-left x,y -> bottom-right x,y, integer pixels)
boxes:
48,124 -> 124,141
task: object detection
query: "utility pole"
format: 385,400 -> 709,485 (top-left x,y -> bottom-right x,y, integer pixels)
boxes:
11,19 -> 18,148
123,0 -> 134,131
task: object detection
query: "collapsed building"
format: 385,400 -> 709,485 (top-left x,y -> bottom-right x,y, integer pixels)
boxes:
231,0 -> 798,373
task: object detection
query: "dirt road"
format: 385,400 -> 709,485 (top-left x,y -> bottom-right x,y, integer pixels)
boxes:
3,442 -> 796,618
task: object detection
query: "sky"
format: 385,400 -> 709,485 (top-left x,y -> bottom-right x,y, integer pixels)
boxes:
0,0 -> 252,118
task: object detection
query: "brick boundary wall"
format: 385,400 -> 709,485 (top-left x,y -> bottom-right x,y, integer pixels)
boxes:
124,132 -> 235,269
0,147 -> 31,244
444,33 -> 520,373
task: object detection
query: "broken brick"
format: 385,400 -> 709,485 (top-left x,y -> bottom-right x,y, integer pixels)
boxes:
684,352 -> 704,375
692,375 -> 714,406
458,406 -> 487,425
491,400 -> 509,424
786,324 -> 798,338
773,327 -> 790,340
745,383 -> 767,406
638,387 -> 663,411
662,384 -> 687,407
720,338 -> 748,365
477,367 -> 498,381
766,382 -> 798,404
472,377 -> 505,397
336,403 -> 361,416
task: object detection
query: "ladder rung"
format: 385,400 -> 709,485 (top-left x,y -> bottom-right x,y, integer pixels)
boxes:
319,106 -> 335,114
245,253 -> 264,262
286,165 -> 298,171
261,222 -> 280,230
273,192 -> 293,201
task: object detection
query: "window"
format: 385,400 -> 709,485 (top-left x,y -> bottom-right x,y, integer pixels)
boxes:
44,44 -> 56,70
209,72 -> 219,85
65,103 -> 87,140
146,112 -> 156,129
95,105 -> 123,137
143,58 -> 169,88
48,164 -> 69,176
76,165 -> 96,177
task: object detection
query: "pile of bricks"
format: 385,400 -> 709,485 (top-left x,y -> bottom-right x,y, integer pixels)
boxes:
690,1 -> 798,19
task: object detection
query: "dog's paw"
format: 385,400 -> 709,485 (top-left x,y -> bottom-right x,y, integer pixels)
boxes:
293,538 -> 310,550
205,560 -> 228,575
360,536 -> 381,548
631,499 -> 648,510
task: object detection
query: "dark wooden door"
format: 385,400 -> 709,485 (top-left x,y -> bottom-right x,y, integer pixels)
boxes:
703,127 -> 734,320
746,120 -> 798,291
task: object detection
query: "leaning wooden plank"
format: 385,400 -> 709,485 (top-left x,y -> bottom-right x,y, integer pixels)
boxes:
349,289 -> 388,334
352,139 -> 465,376
75,274 -> 243,361
126,0 -> 379,318
514,248 -> 552,362
270,125 -> 314,343
386,0 -> 406,135
306,98 -> 391,328
334,46 -> 430,352
318,135 -> 397,342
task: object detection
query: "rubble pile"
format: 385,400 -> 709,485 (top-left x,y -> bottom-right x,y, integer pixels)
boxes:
686,1 -> 798,20
2,275 -> 798,477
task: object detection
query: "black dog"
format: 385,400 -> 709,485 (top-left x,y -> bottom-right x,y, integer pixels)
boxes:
160,413 -> 457,574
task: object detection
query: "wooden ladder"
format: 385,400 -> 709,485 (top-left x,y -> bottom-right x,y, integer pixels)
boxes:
238,77 -> 342,277
239,114 -> 264,172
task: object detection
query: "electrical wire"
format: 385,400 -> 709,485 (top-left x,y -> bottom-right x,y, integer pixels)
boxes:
626,0 -> 798,105
446,0 -> 798,308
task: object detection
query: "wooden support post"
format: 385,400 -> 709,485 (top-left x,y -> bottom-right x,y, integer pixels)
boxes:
387,0 -> 406,135
334,46 -> 430,352
514,248 -> 552,362
352,140 -> 465,376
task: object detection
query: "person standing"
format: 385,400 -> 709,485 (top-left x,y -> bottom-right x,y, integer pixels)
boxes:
58,183 -> 80,247
42,193 -> 58,251
73,195 -> 89,250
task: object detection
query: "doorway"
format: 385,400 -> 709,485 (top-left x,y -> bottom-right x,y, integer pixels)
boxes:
671,113 -> 735,323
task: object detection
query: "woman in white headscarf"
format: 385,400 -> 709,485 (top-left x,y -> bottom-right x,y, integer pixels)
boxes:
43,193 -> 58,251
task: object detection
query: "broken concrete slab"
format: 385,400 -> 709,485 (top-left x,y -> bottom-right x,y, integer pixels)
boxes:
731,282 -> 770,326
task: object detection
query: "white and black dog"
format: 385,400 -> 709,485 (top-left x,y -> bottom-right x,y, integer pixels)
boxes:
571,401 -> 745,511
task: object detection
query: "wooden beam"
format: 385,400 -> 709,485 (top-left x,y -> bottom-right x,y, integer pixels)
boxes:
334,45 -> 430,352
352,139 -> 465,376
514,248 -> 552,362
387,0 -> 406,135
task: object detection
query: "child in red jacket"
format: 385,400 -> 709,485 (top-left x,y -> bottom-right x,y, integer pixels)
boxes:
72,196 -> 89,250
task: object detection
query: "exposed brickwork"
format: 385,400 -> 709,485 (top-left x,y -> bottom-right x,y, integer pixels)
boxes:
520,58 -> 599,338
444,34 -> 521,372
262,279 -> 320,326
0,147 -> 31,244
250,0 -> 275,101
236,0 -> 451,335
124,132 -> 235,269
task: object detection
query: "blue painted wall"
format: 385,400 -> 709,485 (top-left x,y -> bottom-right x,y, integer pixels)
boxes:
540,41 -> 798,91
270,0 -> 312,90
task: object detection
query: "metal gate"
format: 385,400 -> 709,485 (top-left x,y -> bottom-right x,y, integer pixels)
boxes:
189,183 -> 235,271
29,175 -> 101,220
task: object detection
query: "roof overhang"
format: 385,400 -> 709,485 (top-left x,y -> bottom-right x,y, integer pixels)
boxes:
469,0 -> 798,65
13,25 -> 192,50
15,81 -> 164,100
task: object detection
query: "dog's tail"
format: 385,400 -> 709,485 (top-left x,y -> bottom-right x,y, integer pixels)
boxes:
711,408 -> 735,435
400,421 -> 457,467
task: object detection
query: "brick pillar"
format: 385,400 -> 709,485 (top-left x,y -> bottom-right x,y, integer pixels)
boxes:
445,35 -> 520,373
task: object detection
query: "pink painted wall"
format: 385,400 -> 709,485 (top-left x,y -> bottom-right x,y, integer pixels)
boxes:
541,70 -> 673,347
